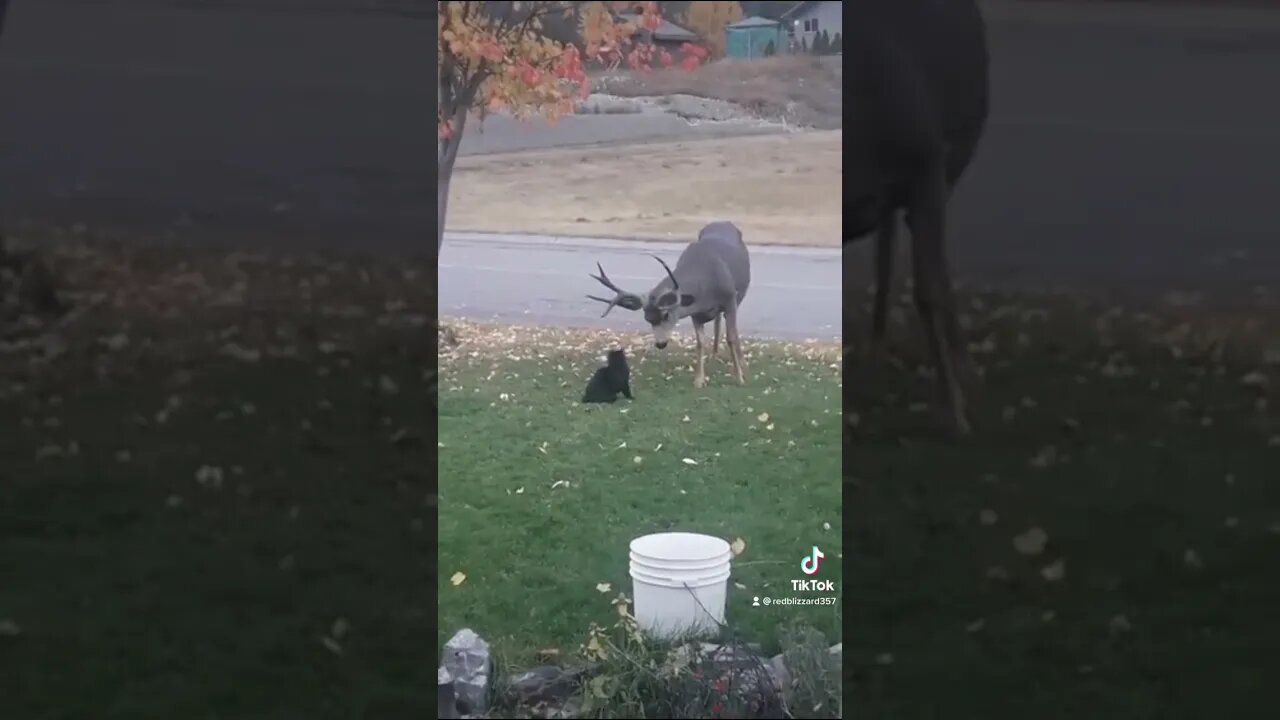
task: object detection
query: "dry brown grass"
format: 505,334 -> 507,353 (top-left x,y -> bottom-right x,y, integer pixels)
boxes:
596,55 -> 843,130
446,131 -> 841,247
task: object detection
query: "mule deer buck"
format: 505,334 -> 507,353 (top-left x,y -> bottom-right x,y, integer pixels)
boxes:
587,221 -> 751,388
845,0 -> 990,437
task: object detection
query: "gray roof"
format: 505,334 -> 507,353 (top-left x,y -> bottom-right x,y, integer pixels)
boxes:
780,1 -> 828,20
727,16 -> 782,29
615,12 -> 699,42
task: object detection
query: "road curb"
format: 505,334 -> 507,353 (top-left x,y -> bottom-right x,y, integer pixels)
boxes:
442,231 -> 841,259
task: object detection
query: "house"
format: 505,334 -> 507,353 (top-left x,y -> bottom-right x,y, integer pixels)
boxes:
780,1 -> 842,53
725,16 -> 786,60
613,11 -> 703,61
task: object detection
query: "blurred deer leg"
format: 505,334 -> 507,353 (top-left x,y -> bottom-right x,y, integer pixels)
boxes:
872,212 -> 897,344
908,168 -> 970,436
693,321 -> 707,388
712,314 -> 722,358
725,309 -> 747,385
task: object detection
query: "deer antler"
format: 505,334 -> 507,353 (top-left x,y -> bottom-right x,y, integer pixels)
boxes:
652,255 -> 678,290
586,262 -> 643,317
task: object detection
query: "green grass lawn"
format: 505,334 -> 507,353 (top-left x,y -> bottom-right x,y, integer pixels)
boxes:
0,239 -> 433,718
848,291 -> 1280,718
437,320 -> 843,666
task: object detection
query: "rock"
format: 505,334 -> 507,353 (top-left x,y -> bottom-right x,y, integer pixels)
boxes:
441,628 -> 492,717
506,665 -> 580,706
766,652 -> 791,695
438,666 -> 461,720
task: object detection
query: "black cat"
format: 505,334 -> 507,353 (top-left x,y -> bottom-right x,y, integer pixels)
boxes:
581,349 -> 633,404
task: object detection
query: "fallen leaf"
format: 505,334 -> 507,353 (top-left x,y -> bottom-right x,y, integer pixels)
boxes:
1013,527 -> 1049,556
979,509 -> 998,526
682,458 -> 698,466
1184,548 -> 1203,570
0,619 -> 21,636
195,465 -> 225,489
965,618 -> 985,633
1029,445 -> 1058,469
875,653 -> 895,666
985,566 -> 1010,582
1109,614 -> 1132,635
331,618 -> 350,640
220,343 -> 261,363
450,571 -> 467,586
730,537 -> 746,556
321,636 -> 343,655
1040,559 -> 1066,582
596,583 -> 612,593
1241,371 -> 1269,389
756,412 -> 769,423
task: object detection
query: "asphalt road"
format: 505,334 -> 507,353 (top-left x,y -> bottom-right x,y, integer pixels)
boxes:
881,0 -> 1280,295
0,0 -> 431,252
439,231 -> 841,342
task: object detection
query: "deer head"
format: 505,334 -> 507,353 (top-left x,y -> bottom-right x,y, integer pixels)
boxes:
587,255 -> 693,349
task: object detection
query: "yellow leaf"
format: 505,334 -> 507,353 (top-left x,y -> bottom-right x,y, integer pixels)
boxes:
450,571 -> 467,586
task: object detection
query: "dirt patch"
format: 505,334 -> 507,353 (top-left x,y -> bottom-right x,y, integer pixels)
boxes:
594,56 -> 843,130
446,131 -> 841,247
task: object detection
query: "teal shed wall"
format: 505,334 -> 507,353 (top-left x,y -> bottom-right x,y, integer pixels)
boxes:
725,25 -> 784,59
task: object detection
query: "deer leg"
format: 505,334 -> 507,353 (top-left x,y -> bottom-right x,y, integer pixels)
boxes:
906,167 -> 970,437
692,321 -> 707,388
725,307 -> 747,385
712,314 -> 722,358
872,211 -> 897,345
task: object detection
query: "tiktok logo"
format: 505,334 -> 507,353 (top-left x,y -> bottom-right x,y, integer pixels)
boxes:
800,545 -> 825,576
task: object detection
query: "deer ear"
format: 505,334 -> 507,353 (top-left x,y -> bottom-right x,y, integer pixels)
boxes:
680,294 -> 695,307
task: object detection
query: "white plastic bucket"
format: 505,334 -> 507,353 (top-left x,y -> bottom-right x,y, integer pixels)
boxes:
629,532 -> 732,640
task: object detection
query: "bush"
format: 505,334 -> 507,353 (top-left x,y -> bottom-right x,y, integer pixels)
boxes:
815,29 -> 831,55
831,32 -> 842,54
489,593 -> 843,719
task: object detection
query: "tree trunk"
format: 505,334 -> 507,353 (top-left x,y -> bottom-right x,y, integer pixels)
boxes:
436,105 -> 469,256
